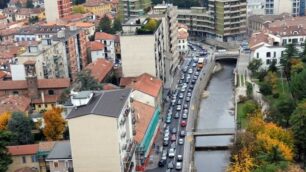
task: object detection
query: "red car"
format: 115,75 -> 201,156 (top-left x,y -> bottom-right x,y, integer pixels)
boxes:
171,134 -> 176,142
180,120 -> 187,127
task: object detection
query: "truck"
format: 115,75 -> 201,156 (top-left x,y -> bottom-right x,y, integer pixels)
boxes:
197,57 -> 205,69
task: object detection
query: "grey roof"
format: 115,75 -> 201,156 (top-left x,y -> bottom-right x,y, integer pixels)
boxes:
46,141 -> 71,160
66,88 -> 132,119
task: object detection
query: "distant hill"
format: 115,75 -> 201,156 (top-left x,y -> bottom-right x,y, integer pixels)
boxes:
0,0 -> 10,9
151,0 -> 201,8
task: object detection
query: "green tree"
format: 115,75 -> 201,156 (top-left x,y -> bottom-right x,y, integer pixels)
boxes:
26,0 -> 34,8
0,131 -> 14,172
259,82 -> 272,95
301,40 -> 306,62
7,112 -> 33,145
28,16 -> 38,24
268,60 -> 278,73
15,1 -> 22,8
72,0 -> 85,5
248,59 -> 262,76
75,69 -> 103,91
112,17 -> 122,33
290,69 -> 306,100
0,0 -> 10,9
290,99 -> 306,167
271,98 -> 295,127
72,5 -> 86,14
97,15 -> 112,33
280,44 -> 298,81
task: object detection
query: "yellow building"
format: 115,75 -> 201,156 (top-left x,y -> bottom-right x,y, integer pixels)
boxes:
83,1 -> 112,17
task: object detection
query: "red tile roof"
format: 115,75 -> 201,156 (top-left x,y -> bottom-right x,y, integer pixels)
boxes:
119,77 -> 136,87
23,60 -> 36,65
0,78 -> 70,90
85,59 -> 113,83
178,30 -> 188,39
7,144 -> 39,156
0,71 -> 6,79
249,32 -> 270,49
0,14 -> 6,20
31,95 -> 60,104
103,83 -> 119,90
38,141 -> 56,152
128,73 -> 162,97
177,23 -> 188,30
133,100 -> 155,144
90,41 -> 105,51
0,95 -> 31,114
95,32 -> 115,40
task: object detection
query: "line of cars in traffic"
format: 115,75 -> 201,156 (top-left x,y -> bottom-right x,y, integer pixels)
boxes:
158,52 -> 203,171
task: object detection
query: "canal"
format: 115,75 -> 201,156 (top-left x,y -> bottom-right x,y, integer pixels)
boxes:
195,60 -> 236,172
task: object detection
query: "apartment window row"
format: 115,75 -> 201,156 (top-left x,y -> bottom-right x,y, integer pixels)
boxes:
21,155 -> 37,163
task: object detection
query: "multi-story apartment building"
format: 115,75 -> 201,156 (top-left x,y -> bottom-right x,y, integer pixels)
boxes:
67,88 -> 136,172
15,40 -> 69,79
119,0 -> 151,21
120,17 -> 168,87
53,27 -> 88,81
95,32 -> 116,62
265,0 -> 301,16
45,0 -> 72,22
247,0 -> 265,15
300,0 -> 305,16
177,0 -> 247,42
151,4 -> 180,89
83,0 -> 112,17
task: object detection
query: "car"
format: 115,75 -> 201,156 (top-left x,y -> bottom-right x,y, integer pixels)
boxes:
171,98 -> 176,104
193,75 -> 198,80
195,72 -> 200,76
166,117 -> 171,124
171,127 -> 177,134
190,84 -> 194,89
161,150 -> 167,160
180,74 -> 184,80
191,79 -> 196,84
192,63 -> 197,67
183,109 -> 188,114
177,154 -> 183,161
163,140 -> 169,146
183,103 -> 188,109
186,78 -> 190,83
180,87 -> 186,92
170,142 -> 176,149
186,97 -> 191,102
197,67 -> 201,71
178,138 -> 184,145
168,161 -> 174,169
187,92 -> 192,97
168,148 -> 175,158
158,159 -> 166,167
182,67 -> 188,73
174,112 -> 179,119
176,105 -> 181,111
164,135 -> 169,141
176,162 -> 182,170
180,130 -> 186,137
177,99 -> 182,105
164,132 -> 170,138
181,120 -> 187,127
179,93 -> 184,99
193,57 -> 198,62
188,69 -> 193,74
178,79 -> 183,84
182,113 -> 188,119
171,134 -> 176,141
182,83 -> 188,88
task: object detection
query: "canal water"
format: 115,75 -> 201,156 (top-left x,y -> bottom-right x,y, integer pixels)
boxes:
195,61 -> 236,172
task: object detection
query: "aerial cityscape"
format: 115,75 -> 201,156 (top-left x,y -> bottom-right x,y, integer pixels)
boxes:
0,0 -> 306,172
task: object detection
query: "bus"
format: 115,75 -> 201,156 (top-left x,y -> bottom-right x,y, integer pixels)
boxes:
197,57 -> 205,69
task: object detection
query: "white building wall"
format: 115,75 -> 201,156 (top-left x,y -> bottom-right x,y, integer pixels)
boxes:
10,64 -> 26,80
131,90 -> 156,107
178,38 -> 188,54
278,0 -> 293,14
68,115 -> 122,172
252,45 -> 286,69
121,35 -> 156,77
44,0 -> 60,22
91,50 -> 105,62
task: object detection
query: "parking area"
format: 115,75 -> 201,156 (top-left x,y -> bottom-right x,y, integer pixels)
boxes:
147,42 -> 209,172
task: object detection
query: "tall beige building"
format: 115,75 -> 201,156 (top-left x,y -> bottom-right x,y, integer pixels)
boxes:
45,0 -> 72,22
67,89 -> 136,172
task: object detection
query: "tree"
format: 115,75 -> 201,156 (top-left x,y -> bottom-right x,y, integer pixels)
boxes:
0,131 -> 14,172
26,0 -> 34,8
290,58 -> 304,74
248,59 -> 262,75
143,18 -> 158,31
43,108 -> 66,141
7,112 -> 33,145
280,44 -> 298,81
112,17 -> 122,33
28,16 -> 38,24
72,5 -> 86,14
290,69 -> 306,100
264,71 -> 278,92
268,60 -> 278,73
0,112 -> 11,130
75,69 -> 103,91
271,98 -> 295,127
227,148 -> 255,172
290,99 -> 306,167
15,1 -> 22,8
259,82 -> 272,95
73,0 -> 85,5
97,15 -> 112,33
301,40 -> 306,63
0,0 -> 10,9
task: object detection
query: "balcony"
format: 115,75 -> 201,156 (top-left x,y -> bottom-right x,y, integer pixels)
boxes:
124,140 -> 137,172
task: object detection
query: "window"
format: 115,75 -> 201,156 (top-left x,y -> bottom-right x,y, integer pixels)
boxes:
13,91 -> 19,95
266,59 -> 271,65
22,156 -> 26,163
31,155 -> 37,162
48,90 -> 54,95
256,52 -> 259,58
273,52 -> 276,57
266,52 -> 271,57
38,104 -> 41,108
53,161 -> 59,168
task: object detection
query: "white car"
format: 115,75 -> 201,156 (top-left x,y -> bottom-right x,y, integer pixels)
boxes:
178,138 -> 184,145
176,162 -> 182,170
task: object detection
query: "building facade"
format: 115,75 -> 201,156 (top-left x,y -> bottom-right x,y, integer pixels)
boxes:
46,141 -> 73,172
265,0 -> 301,16
45,0 -> 72,22
119,0 -> 152,21
95,32 -> 116,62
83,0 -> 112,17
177,0 -> 247,42
67,89 -> 136,172
247,0 -> 265,15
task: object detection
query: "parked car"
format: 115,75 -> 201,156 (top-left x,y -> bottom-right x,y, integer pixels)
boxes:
161,150 -> 167,160
186,97 -> 191,102
183,103 -> 188,109
177,99 -> 182,105
181,120 -> 187,127
182,113 -> 188,119
180,130 -> 186,137
168,161 -> 174,169
176,105 -> 182,111
174,112 -> 179,119
163,140 -> 169,146
177,154 -> 183,161
179,93 -> 184,99
171,127 -> 177,134
188,68 -> 193,74
171,134 -> 176,142
159,159 -> 166,167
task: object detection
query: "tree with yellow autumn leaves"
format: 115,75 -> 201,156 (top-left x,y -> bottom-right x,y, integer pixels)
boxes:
43,108 -> 66,141
0,112 -> 11,130
228,111 -> 295,172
